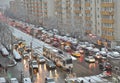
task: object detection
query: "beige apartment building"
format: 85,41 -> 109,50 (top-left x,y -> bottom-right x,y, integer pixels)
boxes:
9,0 -> 27,21
54,0 -> 119,46
9,0 -> 120,46
23,0 -> 55,26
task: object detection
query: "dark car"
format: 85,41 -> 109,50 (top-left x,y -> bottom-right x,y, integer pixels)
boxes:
45,77 -> 55,83
46,61 -> 56,69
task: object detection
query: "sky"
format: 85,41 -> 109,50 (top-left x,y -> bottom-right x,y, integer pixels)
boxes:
0,0 -> 13,7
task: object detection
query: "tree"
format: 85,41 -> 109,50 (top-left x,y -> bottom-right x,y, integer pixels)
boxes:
0,21 -> 14,50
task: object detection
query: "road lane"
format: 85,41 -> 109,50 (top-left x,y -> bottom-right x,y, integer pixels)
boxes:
11,26 -> 103,83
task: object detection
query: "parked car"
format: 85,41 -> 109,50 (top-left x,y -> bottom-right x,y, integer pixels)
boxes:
37,55 -> 46,63
46,60 -> 56,69
0,77 -> 6,83
23,77 -> 32,83
84,56 -> 95,63
10,78 -> 19,83
107,51 -> 120,59
45,77 -> 55,83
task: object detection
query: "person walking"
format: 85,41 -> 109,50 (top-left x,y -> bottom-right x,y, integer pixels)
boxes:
5,67 -> 7,73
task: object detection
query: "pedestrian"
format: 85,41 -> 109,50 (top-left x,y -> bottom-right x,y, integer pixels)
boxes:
88,79 -> 91,83
81,80 -> 84,83
5,67 -> 7,73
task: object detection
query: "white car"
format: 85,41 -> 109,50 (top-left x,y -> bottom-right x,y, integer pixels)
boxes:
37,56 -> 46,63
107,51 -> 120,59
10,78 -> 19,83
84,56 -> 95,63
0,77 -> 6,83
31,60 -> 39,69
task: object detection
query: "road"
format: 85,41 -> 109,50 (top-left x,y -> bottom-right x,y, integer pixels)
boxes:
9,26 -> 103,83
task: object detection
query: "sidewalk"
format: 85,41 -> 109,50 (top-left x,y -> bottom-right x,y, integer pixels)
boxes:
0,54 -> 17,75
7,55 -> 17,67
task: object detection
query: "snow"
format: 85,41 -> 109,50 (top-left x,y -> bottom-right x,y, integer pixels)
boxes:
11,26 -> 77,61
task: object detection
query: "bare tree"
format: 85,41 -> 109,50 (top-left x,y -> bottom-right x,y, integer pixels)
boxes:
0,21 -> 13,50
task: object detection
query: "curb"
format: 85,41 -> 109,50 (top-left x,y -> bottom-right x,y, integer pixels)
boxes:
7,60 -> 17,68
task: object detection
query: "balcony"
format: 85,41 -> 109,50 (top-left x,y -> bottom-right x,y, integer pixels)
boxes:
74,16 -> 82,19
86,23 -> 91,27
56,4 -> 61,7
101,11 -> 114,16
66,9 -> 71,13
101,3 -> 114,8
102,27 -> 114,32
85,30 -> 91,33
44,10 -> 47,13
85,10 -> 90,14
85,16 -> 91,20
74,10 -> 81,13
66,4 -> 70,7
103,35 -> 114,40
55,0 -> 60,2
57,9 -> 62,13
101,19 -> 114,24
74,4 -> 81,7
85,2 -> 90,7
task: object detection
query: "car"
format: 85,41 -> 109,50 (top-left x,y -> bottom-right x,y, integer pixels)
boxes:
93,53 -> 102,59
71,51 -> 81,57
46,60 -> 56,69
23,77 -> 32,83
64,46 -> 71,52
31,60 -> 39,73
32,52 -> 39,59
84,56 -> 95,63
37,55 -> 46,63
23,52 -> 29,59
10,78 -> 19,83
45,77 -> 55,83
97,71 -> 112,78
45,39 -> 51,44
107,51 -> 120,59
31,60 -> 38,68
0,77 -> 6,83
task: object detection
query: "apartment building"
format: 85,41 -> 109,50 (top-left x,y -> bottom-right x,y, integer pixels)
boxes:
24,0 -> 55,26
9,0 -> 120,46
54,0 -> 120,46
9,0 -> 27,21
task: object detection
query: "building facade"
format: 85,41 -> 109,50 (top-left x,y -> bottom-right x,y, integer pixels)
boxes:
9,0 -> 27,21
9,0 -> 120,46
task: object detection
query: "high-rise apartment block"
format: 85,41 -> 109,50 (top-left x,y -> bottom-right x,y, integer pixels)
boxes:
9,0 -> 120,46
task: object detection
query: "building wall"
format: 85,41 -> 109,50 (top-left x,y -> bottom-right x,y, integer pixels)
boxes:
10,0 -> 120,46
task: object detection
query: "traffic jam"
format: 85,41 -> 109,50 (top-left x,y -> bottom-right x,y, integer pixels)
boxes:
7,19 -> 120,82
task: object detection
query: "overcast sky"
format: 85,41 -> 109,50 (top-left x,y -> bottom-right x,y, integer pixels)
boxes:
0,0 -> 13,6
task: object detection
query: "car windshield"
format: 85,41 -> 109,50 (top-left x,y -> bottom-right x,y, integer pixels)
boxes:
47,78 -> 54,82
32,61 -> 37,65
89,56 -> 94,59
39,56 -> 44,59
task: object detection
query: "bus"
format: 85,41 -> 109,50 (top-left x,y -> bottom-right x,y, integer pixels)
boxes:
13,49 -> 22,61
43,45 -> 73,70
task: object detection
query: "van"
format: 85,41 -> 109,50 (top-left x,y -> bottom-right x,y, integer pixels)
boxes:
10,78 -> 19,83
